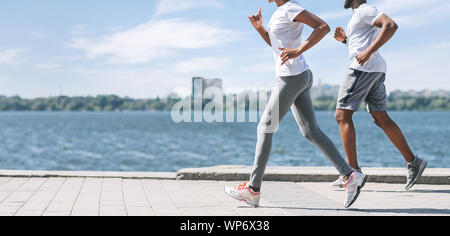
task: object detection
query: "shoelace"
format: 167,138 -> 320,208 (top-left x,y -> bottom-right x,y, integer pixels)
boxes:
236,181 -> 249,191
404,162 -> 417,169
343,173 -> 354,190
405,156 -> 419,169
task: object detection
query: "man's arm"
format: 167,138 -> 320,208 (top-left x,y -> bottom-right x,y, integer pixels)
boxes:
356,14 -> 398,65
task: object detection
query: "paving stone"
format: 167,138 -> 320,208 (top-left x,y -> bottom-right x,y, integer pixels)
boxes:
0,176 -> 447,216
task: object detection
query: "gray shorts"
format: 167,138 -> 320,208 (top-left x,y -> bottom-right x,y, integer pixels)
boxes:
337,69 -> 387,112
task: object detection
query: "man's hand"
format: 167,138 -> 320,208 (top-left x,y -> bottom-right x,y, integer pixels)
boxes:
279,47 -> 302,65
249,8 -> 263,30
356,50 -> 372,66
334,27 -> 347,43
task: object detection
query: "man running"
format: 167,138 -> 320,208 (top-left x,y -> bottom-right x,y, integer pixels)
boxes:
332,0 -> 427,190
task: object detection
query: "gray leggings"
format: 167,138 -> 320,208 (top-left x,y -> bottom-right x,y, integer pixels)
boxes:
249,70 -> 353,188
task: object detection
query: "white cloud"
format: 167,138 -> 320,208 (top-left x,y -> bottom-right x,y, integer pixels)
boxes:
154,0 -> 225,17
55,56 -> 238,98
392,2 -> 450,28
375,0 -> 440,14
70,19 -> 242,64
57,66 -> 194,98
34,64 -> 60,70
172,57 -> 231,73
0,48 -> 29,65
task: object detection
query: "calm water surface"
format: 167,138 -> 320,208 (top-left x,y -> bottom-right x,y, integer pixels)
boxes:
0,111 -> 448,172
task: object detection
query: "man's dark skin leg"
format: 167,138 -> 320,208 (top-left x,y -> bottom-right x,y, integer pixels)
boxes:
371,111 -> 415,163
335,109 -> 359,169
336,109 -> 416,170
334,0 -> 415,169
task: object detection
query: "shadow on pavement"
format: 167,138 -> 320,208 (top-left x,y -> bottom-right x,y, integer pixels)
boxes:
244,206 -> 450,215
360,189 -> 450,194
411,189 -> 450,194
347,208 -> 450,215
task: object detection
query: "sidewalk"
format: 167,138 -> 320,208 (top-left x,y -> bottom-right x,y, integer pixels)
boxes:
0,170 -> 449,216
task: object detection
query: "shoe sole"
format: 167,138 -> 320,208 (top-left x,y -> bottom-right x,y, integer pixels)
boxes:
360,175 -> 367,188
345,175 -> 368,209
224,188 -> 259,208
405,161 -> 428,191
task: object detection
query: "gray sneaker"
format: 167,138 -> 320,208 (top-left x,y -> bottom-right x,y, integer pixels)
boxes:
405,157 -> 428,190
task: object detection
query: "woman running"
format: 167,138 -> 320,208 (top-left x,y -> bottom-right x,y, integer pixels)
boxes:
225,0 -> 367,209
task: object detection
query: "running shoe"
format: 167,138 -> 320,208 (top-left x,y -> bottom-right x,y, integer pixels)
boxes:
344,171 -> 368,208
405,157 -> 428,190
331,176 -> 344,188
331,168 -> 363,189
224,181 -> 261,207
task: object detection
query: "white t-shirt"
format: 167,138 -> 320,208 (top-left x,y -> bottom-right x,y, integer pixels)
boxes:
347,3 -> 387,73
268,1 -> 309,77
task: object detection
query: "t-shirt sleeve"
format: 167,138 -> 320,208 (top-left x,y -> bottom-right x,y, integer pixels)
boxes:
358,4 -> 384,25
286,3 -> 305,22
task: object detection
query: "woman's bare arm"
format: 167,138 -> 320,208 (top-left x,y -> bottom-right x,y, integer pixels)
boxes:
249,8 -> 271,47
279,10 -> 330,65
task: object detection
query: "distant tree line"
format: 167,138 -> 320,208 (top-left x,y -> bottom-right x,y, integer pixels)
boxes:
0,95 -> 180,111
312,95 -> 450,111
386,96 -> 450,111
0,95 -> 448,111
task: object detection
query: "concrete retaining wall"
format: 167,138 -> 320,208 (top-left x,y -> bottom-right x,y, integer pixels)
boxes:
176,166 -> 450,185
1,166 -> 449,185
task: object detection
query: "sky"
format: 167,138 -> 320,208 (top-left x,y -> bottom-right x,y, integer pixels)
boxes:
0,0 -> 449,98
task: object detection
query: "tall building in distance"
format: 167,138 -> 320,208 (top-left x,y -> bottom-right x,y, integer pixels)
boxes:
192,77 -> 223,99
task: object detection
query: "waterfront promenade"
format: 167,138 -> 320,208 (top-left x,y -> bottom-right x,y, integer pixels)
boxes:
0,167 -> 449,216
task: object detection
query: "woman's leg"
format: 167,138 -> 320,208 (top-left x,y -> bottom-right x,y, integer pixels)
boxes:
291,72 -> 353,177
249,71 -> 312,189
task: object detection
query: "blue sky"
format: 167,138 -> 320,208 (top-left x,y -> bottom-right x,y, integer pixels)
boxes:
0,0 -> 449,98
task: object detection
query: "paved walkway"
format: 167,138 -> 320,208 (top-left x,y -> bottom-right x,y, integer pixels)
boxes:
0,177 -> 449,216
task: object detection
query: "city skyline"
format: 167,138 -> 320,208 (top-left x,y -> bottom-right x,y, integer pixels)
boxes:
0,0 -> 449,98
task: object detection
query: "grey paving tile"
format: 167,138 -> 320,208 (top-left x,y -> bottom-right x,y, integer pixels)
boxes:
15,210 -> 44,216
0,178 -> 29,203
0,177 -> 12,186
0,176 -> 447,216
44,178 -> 84,215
